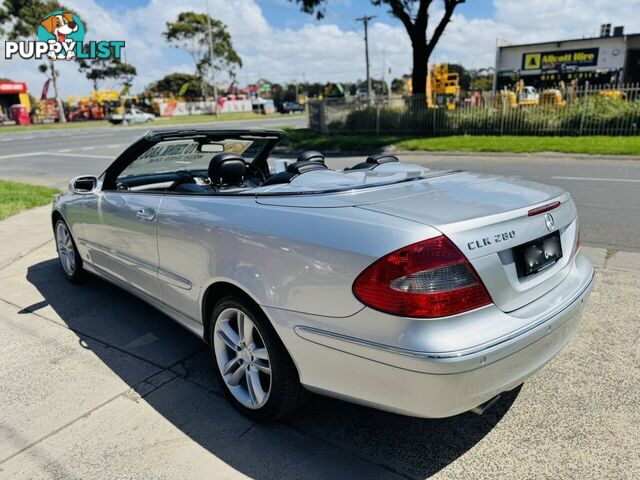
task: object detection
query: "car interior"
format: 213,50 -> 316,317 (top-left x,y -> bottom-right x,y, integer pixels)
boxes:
112,135 -> 402,195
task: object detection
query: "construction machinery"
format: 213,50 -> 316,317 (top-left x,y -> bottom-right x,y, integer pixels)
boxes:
539,89 -> 566,106
515,80 -> 539,107
428,64 -> 460,110
406,64 -> 461,109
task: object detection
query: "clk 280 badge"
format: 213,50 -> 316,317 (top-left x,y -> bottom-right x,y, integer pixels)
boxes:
468,230 -> 516,250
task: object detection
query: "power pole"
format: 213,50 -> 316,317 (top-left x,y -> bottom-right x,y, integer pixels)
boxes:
205,0 -> 219,117
49,60 -> 66,123
356,15 -> 376,103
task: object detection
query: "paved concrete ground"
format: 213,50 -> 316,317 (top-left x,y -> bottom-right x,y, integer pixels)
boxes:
0,206 -> 638,479
1,123 -> 639,251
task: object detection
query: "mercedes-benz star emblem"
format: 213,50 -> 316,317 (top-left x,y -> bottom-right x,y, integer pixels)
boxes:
545,213 -> 555,232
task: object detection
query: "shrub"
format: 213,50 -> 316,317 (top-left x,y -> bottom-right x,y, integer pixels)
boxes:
327,96 -> 640,136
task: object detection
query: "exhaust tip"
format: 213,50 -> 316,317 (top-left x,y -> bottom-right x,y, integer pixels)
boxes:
470,394 -> 501,416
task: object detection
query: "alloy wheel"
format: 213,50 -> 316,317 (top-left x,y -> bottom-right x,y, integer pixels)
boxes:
213,307 -> 272,409
56,222 -> 76,276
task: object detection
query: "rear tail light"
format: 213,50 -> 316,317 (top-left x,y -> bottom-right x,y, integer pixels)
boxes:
528,201 -> 561,216
353,236 -> 493,318
572,225 -> 581,257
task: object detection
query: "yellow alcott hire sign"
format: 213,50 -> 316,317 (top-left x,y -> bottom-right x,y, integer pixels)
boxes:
523,53 -> 541,70
522,48 -> 599,71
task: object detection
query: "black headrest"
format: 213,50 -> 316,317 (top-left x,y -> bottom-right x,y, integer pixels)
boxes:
287,160 -> 328,174
346,153 -> 400,171
366,153 -> 399,165
296,150 -> 325,164
209,152 -> 246,186
287,151 -> 327,174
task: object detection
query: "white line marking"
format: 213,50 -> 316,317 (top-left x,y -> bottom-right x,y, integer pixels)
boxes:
68,133 -> 116,140
552,176 -> 640,184
81,146 -> 95,150
0,152 -> 44,159
50,152 -> 113,159
0,151 -> 113,160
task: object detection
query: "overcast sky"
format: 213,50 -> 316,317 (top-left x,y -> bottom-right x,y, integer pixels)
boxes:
2,0 -> 640,97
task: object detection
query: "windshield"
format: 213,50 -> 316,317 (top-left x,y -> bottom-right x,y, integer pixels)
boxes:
118,138 -> 268,179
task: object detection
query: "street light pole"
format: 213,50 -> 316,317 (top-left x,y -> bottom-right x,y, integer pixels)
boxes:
356,15 -> 376,103
205,0 -> 219,117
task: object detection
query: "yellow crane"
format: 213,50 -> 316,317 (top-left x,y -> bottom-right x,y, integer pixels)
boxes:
406,63 -> 461,109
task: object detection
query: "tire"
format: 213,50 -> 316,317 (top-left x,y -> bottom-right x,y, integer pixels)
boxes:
209,295 -> 308,421
54,219 -> 84,282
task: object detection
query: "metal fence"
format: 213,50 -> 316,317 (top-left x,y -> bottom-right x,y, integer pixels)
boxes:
309,84 -> 640,136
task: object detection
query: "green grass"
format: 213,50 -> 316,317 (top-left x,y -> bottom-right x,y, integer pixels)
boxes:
395,135 -> 640,155
0,112 -> 305,133
0,181 -> 60,221
281,129 -> 640,156
0,120 -> 111,133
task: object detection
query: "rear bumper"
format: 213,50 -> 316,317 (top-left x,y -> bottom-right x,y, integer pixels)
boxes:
265,253 -> 594,418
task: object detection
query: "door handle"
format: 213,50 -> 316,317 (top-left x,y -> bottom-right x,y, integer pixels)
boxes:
136,208 -> 156,222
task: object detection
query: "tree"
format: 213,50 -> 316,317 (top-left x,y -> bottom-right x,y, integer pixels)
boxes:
289,0 -> 465,98
146,73 -> 210,98
447,63 -> 470,91
391,74 -> 411,94
0,0 -> 78,122
164,12 -> 242,97
78,54 -> 137,92
468,67 -> 494,91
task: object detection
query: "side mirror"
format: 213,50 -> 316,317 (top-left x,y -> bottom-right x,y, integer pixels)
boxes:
69,175 -> 98,194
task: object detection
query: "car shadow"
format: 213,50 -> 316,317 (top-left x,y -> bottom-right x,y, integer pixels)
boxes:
24,258 -> 520,479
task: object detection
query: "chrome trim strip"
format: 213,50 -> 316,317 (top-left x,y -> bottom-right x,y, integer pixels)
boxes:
82,238 -> 157,277
295,269 -> 595,360
158,268 -> 192,290
84,263 -> 203,333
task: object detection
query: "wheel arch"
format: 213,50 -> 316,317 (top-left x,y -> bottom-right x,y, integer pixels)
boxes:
200,279 -> 303,378
201,280 -> 265,343
51,209 -> 64,229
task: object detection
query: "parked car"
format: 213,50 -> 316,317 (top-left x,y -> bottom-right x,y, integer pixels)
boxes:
52,128 -> 594,421
278,101 -> 305,114
109,107 -> 155,125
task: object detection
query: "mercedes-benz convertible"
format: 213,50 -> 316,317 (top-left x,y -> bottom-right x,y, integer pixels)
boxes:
52,128 -> 594,421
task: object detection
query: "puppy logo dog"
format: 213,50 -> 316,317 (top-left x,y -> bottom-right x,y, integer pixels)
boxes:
4,10 -> 124,62
39,11 -> 81,60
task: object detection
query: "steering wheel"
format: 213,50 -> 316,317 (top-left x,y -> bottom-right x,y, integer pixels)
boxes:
245,162 -> 266,183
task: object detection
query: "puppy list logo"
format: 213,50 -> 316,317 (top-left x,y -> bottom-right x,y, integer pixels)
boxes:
5,10 -> 125,61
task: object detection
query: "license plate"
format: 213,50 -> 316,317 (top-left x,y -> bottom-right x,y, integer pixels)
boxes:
515,231 -> 563,278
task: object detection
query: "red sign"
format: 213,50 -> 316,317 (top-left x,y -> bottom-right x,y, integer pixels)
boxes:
0,82 -> 27,94
41,79 -> 51,100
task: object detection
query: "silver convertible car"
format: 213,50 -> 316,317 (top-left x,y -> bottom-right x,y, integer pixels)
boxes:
52,128 -> 594,421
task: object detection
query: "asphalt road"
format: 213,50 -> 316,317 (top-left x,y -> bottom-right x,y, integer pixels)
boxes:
0,120 -> 639,251
0,115 -> 306,187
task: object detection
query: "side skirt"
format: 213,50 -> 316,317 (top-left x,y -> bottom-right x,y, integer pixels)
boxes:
83,263 -> 205,340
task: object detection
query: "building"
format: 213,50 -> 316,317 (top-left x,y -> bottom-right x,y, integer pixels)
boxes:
0,81 -> 31,122
493,25 -> 640,90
